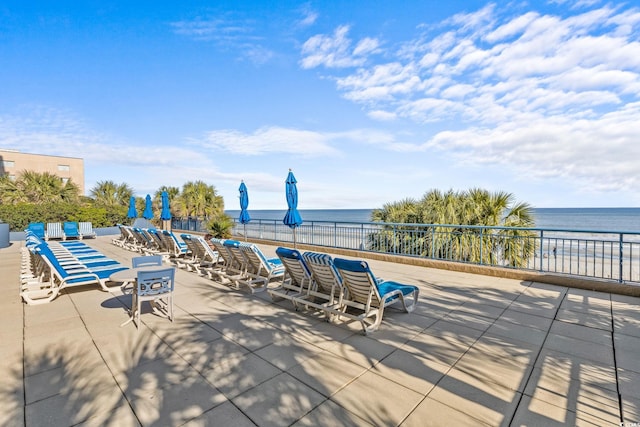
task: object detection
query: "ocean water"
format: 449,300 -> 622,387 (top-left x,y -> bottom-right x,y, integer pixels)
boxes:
226,207 -> 640,233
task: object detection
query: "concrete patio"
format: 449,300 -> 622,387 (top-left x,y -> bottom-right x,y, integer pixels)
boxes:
2,235 -> 640,426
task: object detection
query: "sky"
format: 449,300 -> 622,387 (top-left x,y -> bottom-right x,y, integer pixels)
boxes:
1,0 -> 640,210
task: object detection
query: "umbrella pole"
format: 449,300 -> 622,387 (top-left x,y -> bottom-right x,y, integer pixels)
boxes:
244,224 -> 247,241
293,228 -> 297,248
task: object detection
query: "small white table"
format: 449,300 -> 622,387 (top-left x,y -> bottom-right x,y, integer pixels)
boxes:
110,266 -> 175,327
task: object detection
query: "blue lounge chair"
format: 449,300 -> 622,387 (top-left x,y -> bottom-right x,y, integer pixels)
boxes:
236,241 -> 285,292
268,247 -> 312,303
297,251 -> 347,316
21,243 -> 127,305
63,222 -> 82,240
27,223 -> 46,240
332,258 -> 419,334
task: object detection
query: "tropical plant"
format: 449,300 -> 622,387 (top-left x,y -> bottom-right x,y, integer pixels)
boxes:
370,188 -> 536,268
178,181 -> 224,219
90,180 -> 134,207
0,171 -> 80,204
206,213 -> 234,238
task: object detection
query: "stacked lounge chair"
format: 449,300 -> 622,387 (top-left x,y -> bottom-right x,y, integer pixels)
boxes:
21,229 -> 128,305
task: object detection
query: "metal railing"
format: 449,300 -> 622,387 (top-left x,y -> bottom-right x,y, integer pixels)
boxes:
173,217 -> 640,284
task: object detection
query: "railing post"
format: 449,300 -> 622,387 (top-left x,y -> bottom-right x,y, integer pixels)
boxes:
619,233 -> 624,283
539,230 -> 544,272
479,227 -> 483,265
393,224 -> 397,254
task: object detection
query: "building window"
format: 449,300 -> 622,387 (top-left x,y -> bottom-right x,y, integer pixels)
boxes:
2,160 -> 15,168
58,164 -> 70,171
8,175 -> 16,181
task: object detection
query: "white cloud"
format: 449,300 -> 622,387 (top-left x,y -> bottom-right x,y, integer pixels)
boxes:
298,4 -> 318,27
300,25 -> 380,69
302,3 -> 640,196
199,126 -> 339,156
170,17 -> 273,65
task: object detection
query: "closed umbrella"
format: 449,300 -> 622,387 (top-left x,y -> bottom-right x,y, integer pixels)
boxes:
160,191 -> 172,230
282,169 -> 303,247
127,196 -> 138,224
239,181 -> 251,241
142,194 -> 154,220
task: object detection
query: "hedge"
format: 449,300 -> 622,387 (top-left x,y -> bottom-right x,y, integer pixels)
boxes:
0,203 -> 130,231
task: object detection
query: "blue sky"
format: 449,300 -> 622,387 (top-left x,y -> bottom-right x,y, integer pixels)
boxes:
1,0 -> 640,209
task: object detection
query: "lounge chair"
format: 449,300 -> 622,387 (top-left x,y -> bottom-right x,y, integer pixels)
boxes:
21,243 -> 127,305
194,236 -> 222,276
160,230 -> 189,259
27,223 -> 46,240
297,251 -> 347,315
63,221 -> 82,240
46,222 -> 66,241
268,247 -> 312,303
78,222 -> 97,239
177,234 -> 204,271
332,258 -> 419,334
233,241 -> 285,293
203,238 -> 243,286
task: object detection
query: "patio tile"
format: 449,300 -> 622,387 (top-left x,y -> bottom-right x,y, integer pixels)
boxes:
426,367 -> 521,426
287,350 -> 368,397
254,334 -> 324,371
614,333 -> 640,373
550,320 -> 613,346
441,310 -> 494,332
129,374 -> 226,426
200,352 -> 282,399
25,382 -> 125,427
555,307 -> 612,331
322,333 -> 397,369
400,397 -> 492,427
621,395 -> 640,424
543,333 -> 615,365
618,368 -> 640,400
400,320 -> 482,368
372,348 -> 449,395
453,334 -> 538,392
498,308 -> 553,331
181,401 -> 255,427
172,335 -> 250,372
330,370 -> 423,427
485,318 -> 548,346
76,403 -> 141,427
534,348 -> 618,392
223,322 -> 289,352
510,395 -> 620,426
292,398 -> 374,427
524,365 -> 620,420
232,372 -> 326,427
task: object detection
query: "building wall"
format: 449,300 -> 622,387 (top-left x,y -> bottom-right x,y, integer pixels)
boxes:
0,149 -> 85,194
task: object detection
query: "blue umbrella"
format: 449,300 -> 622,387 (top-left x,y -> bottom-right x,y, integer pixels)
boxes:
127,196 -> 138,219
160,191 -> 171,220
239,181 -> 251,240
142,194 -> 154,220
283,169 -> 303,246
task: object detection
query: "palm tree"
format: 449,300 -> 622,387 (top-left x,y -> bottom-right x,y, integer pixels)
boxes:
4,171 -> 81,204
91,181 -> 133,206
0,175 -> 24,204
153,186 -> 180,215
369,188 -> 537,268
178,181 -> 224,219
